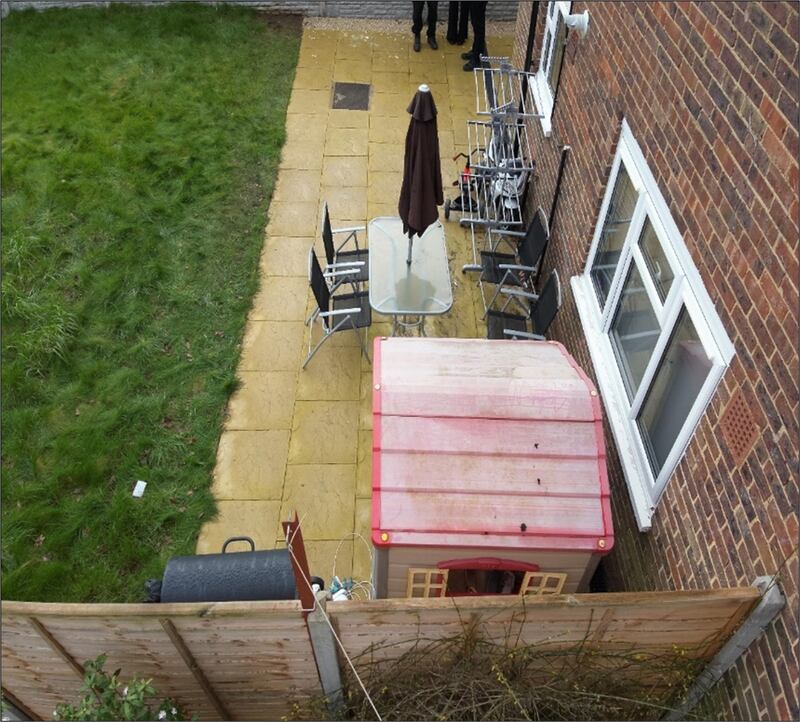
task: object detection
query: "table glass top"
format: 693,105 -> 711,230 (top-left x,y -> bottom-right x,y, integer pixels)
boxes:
368,217 -> 454,316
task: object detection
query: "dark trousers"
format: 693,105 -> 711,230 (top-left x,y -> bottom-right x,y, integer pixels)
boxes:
447,1 -> 469,43
469,1 -> 488,58
412,1 -> 438,37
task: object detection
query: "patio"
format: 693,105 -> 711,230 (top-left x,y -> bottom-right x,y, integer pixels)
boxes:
196,19 -> 515,585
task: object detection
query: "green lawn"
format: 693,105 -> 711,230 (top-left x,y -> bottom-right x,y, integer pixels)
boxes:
1,6 -> 300,601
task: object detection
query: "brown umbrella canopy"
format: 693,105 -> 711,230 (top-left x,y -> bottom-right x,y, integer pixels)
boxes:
398,87 -> 443,239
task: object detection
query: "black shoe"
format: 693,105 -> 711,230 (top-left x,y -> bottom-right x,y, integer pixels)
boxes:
461,50 -> 474,60
413,34 -> 421,52
463,60 -> 476,71
428,36 -> 438,50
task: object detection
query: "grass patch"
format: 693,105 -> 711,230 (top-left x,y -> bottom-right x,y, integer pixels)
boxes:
1,5 -> 300,601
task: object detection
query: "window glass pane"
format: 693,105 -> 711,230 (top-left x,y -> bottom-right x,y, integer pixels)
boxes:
639,218 -> 675,303
547,15 -> 567,94
541,27 -> 552,75
609,263 -> 660,399
590,165 -> 637,307
637,307 -> 713,476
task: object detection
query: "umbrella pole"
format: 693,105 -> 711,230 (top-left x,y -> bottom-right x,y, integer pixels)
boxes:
406,232 -> 414,265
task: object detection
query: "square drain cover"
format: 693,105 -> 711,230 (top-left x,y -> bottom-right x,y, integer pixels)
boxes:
332,82 -> 370,110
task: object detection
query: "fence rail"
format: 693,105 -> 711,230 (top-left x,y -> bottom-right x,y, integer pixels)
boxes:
2,587 -> 761,720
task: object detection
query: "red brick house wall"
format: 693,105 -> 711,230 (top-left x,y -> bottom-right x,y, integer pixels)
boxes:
509,2 -> 798,719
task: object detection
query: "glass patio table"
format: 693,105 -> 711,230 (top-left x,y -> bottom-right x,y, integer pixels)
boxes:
368,217 -> 453,336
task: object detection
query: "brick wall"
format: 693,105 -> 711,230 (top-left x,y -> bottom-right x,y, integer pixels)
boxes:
2,0 -> 521,21
511,1 -> 798,719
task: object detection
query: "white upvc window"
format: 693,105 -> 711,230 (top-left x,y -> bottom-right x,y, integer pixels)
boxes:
571,120 -> 735,531
529,0 -> 571,137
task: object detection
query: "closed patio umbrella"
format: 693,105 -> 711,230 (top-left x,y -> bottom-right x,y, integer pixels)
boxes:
399,84 -> 443,265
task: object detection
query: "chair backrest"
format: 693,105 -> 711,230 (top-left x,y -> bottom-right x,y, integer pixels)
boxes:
519,206 -> 549,270
531,270 -> 561,337
321,202 -> 335,265
308,247 -> 330,319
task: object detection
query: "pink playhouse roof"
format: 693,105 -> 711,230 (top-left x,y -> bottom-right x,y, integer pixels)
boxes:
372,338 -> 614,554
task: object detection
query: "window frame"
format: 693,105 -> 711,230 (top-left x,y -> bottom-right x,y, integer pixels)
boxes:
571,119 -> 735,531
529,0 -> 571,137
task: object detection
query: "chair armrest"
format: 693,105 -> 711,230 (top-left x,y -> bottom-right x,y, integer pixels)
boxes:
502,329 -> 545,340
462,264 -> 482,273
497,263 -> 536,272
491,229 -> 526,238
332,225 -> 366,234
324,268 -> 363,278
500,288 -> 539,301
327,260 -> 366,268
319,308 -> 360,318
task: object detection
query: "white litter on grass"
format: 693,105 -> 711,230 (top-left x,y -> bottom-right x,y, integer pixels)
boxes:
132,480 -> 147,498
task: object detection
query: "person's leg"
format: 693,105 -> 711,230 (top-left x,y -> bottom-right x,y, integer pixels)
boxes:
471,1 -> 487,58
447,1 -> 458,43
457,0 -> 469,43
426,1 -> 438,37
412,1 -> 424,36
412,1 -> 424,51
460,2 -> 474,59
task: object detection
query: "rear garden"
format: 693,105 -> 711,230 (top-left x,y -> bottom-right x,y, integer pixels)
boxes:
1,5 -> 300,602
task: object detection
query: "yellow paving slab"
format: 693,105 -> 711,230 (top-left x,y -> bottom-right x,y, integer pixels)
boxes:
279,140 -> 324,171
328,109 -> 370,129
226,371 -> 297,430
319,185 -> 368,222
371,71 -> 409,93
296,344 -> 362,401
293,64 -> 333,90
336,35 -> 374,61
260,236 -> 313,278
272,169 -> 321,203
367,171 -> 402,204
280,464 -> 357,540
372,46 -> 409,73
333,59 -> 372,84
303,539 -> 354,581
367,201 -> 398,220
239,320 -> 305,371
285,115 -> 327,145
353,498 -> 373,583
356,428 -> 372,499
370,92 -> 407,117
266,201 -> 319,237
297,46 -> 335,70
289,400 -> 359,465
250,276 -> 309,321
358,372 -> 373,430
287,88 -> 331,115
369,120 -> 407,145
212,429 -> 290,500
368,143 -> 404,172
324,126 -> 369,157
321,155 -> 368,187
196,500 -> 282,554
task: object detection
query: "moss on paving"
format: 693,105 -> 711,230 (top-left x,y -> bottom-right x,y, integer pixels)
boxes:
1,6 -> 300,601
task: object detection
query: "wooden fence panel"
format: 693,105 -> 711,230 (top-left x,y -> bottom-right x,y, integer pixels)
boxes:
328,588 -> 761,667
2,589 -> 760,720
1,601 -> 321,721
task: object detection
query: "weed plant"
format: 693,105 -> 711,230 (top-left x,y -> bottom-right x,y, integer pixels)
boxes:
1,6 -> 299,601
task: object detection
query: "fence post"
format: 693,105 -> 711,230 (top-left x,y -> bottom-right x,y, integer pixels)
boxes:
663,576 -> 786,721
307,591 -> 344,714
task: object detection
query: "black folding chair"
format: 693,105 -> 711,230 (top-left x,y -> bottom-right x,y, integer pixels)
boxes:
303,248 -> 372,369
486,269 -> 561,340
321,201 -> 368,288
462,206 -> 549,316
